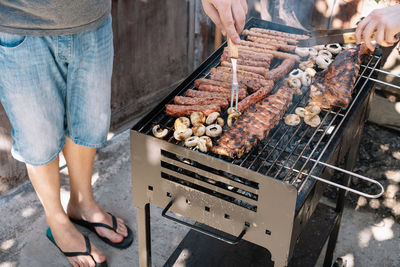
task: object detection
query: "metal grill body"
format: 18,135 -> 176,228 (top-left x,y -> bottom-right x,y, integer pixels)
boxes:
130,18 -> 380,267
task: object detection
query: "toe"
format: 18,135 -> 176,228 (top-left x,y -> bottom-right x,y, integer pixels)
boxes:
91,243 -> 107,263
117,221 -> 128,237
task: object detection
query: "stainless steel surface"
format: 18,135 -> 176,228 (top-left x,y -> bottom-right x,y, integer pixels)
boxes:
230,58 -> 239,112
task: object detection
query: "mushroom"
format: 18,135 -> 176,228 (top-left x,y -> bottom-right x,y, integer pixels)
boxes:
295,107 -> 307,117
284,114 -> 301,126
206,112 -> 220,125
216,117 -> 225,127
205,124 -> 222,137
227,107 -> 237,115
326,43 -> 342,54
305,67 -> 316,78
295,47 -> 309,57
152,125 -> 168,139
305,105 -> 321,115
313,45 -> 325,51
288,78 -> 302,89
308,47 -> 318,57
199,136 -> 213,150
184,136 -> 200,147
174,117 -> 190,132
227,112 -> 241,127
196,138 -> 208,153
190,112 -> 205,126
289,68 -> 303,80
301,72 -> 312,87
304,114 -> 321,127
174,128 -> 192,141
316,55 -> 332,69
343,43 -> 357,49
318,49 -> 332,59
299,60 -> 315,70
192,124 -> 206,136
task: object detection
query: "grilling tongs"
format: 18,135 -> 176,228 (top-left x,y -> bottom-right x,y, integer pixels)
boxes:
298,28 -> 369,46
228,38 -> 239,112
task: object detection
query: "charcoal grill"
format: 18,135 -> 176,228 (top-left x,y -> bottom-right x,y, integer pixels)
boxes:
130,18 -> 384,267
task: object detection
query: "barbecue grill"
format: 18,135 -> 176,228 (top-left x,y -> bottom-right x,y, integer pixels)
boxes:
130,18 -> 384,267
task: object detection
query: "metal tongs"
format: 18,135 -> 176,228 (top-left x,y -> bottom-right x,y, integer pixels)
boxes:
228,38 -> 239,112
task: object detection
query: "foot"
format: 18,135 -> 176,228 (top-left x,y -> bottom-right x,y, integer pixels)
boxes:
47,214 -> 106,267
67,200 -> 129,244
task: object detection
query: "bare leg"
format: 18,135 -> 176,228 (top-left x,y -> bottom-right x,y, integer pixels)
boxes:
64,137 -> 128,243
27,157 -> 106,266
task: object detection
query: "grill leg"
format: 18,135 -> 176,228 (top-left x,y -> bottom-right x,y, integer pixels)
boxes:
322,130 -> 361,267
137,203 -> 152,267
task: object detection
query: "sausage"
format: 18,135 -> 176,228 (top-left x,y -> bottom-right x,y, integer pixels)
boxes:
174,96 -> 229,108
223,47 -> 272,63
237,86 -> 274,113
246,36 -> 296,52
243,29 -> 298,44
209,68 -> 273,91
220,54 -> 270,69
221,61 -> 268,78
165,104 -> 221,117
216,66 -> 266,80
237,45 -> 275,56
194,78 -> 246,91
198,84 -> 247,96
249,27 -> 309,40
264,58 -> 295,80
185,89 -> 246,101
239,39 -> 279,50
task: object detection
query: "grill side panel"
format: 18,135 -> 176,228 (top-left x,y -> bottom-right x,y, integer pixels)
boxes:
131,131 -> 298,266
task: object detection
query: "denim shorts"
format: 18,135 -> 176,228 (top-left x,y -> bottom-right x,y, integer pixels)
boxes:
0,15 -> 113,166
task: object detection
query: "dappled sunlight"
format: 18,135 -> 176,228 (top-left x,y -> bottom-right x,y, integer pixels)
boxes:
107,132 -> 115,140
358,228 -> 371,248
21,206 -> 35,218
371,218 -> 394,242
340,253 -> 354,267
91,171 -> 100,185
173,248 -> 190,267
395,102 -> 400,115
0,238 -> 15,251
385,170 -> 400,183
60,187 -> 70,210
0,262 -> 17,267
392,151 -> 400,160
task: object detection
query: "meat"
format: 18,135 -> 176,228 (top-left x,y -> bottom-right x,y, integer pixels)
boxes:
209,68 -> 272,92
220,54 -> 270,69
246,36 -> 296,52
216,66 -> 266,80
174,96 -> 229,108
309,45 -> 370,108
166,104 -> 221,117
185,89 -> 246,101
222,47 -> 272,63
239,40 -> 277,51
221,61 -> 268,78
237,85 -> 274,113
212,86 -> 296,158
264,58 -> 295,80
194,78 -> 246,91
243,29 -> 298,44
249,28 -> 309,40
198,84 -> 247,96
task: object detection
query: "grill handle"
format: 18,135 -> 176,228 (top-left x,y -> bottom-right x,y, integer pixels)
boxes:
307,161 -> 384,198
162,200 -> 247,245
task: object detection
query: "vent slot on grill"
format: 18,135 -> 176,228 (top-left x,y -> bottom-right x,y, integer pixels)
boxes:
160,172 -> 258,212
161,150 -> 259,189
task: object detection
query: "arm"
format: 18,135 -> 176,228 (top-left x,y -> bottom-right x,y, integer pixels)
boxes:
201,0 -> 248,44
355,4 -> 400,51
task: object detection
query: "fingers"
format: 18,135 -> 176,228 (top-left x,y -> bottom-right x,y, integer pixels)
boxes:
240,0 -> 248,15
376,24 -> 394,47
218,1 -> 241,43
231,1 -> 246,34
201,0 -> 223,30
385,29 -> 399,44
355,17 -> 370,44
363,20 -> 378,51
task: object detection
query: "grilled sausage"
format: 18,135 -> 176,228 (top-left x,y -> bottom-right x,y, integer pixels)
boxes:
216,66 -> 266,80
185,89 -> 246,101
243,29 -> 298,44
237,85 -> 274,113
174,96 -> 229,108
194,78 -> 246,90
220,54 -> 270,69
246,36 -> 296,52
198,84 -> 247,96
249,27 -> 309,40
166,104 -> 221,117
221,61 -> 268,78
264,58 -> 295,80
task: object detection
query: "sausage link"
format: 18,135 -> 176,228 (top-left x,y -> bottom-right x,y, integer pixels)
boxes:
264,58 -> 295,80
165,104 -> 221,117
174,96 -> 229,108
198,84 -> 247,96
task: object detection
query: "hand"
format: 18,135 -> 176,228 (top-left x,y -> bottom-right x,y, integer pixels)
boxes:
355,4 -> 400,51
201,0 -> 248,44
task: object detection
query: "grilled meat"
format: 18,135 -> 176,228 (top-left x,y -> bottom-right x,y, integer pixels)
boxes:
185,89 -> 246,101
249,28 -> 309,40
264,58 -> 295,80
166,104 -> 221,117
220,55 -> 271,69
174,96 -> 229,108
237,85 -> 274,113
194,78 -> 246,91
243,29 -> 298,44
222,47 -> 271,64
246,36 -> 296,52
220,61 -> 268,78
212,86 -> 297,158
198,84 -> 247,96
309,45 -> 370,108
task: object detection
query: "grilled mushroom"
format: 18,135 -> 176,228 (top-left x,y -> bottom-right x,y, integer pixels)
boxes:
284,114 -> 301,126
318,49 -> 332,59
192,124 -> 206,136
227,112 -> 241,127
316,55 -> 332,69
174,128 -> 192,141
174,117 -> 190,131
184,136 -> 200,147
301,72 -> 312,87
326,43 -> 342,54
216,117 -> 225,127
305,67 -> 316,78
190,112 -> 206,126
295,47 -> 309,57
206,112 -> 220,125
200,136 -> 213,150
152,125 -> 168,139
288,78 -> 302,89
205,124 -> 222,137
313,45 -> 325,51
305,105 -> 321,115
304,114 -> 321,127
308,47 -> 318,57
289,68 -> 303,79
295,107 -> 307,117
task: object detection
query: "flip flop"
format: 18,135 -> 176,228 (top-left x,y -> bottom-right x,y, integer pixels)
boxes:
70,213 -> 133,249
46,227 -> 108,267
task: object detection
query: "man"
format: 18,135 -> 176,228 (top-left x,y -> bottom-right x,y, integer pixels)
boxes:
0,0 -> 247,266
356,4 -> 400,51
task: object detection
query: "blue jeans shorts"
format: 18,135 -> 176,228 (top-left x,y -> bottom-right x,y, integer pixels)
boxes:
0,15 -> 113,166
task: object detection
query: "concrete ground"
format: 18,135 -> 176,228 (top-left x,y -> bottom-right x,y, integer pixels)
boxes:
0,129 -> 399,267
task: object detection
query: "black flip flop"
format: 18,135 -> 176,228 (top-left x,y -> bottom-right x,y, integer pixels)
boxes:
46,227 -> 108,267
70,213 -> 133,249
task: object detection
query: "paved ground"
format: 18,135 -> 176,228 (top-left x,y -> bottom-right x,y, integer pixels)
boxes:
0,125 -> 399,267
